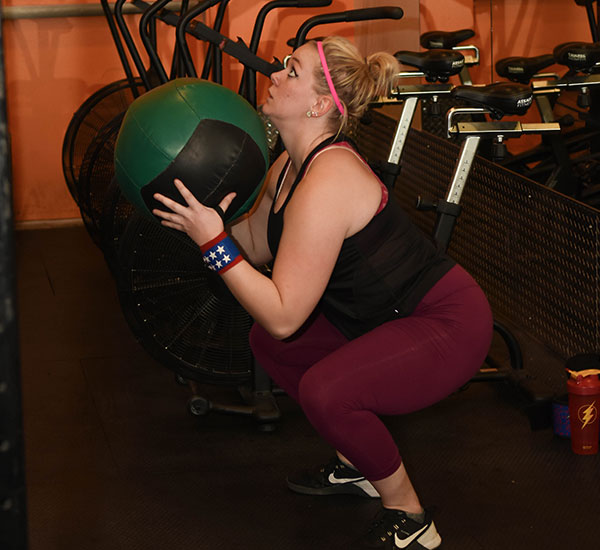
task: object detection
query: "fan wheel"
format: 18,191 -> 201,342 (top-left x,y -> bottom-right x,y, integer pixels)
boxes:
99,177 -> 135,277
116,211 -> 254,385
78,113 -> 125,248
62,78 -> 145,204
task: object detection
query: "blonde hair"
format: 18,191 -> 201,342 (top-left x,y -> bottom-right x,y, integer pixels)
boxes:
311,36 -> 399,133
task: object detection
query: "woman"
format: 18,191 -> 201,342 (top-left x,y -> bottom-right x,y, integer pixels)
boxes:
153,36 -> 493,550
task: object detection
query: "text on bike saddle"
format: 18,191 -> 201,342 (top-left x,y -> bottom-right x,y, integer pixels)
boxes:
394,49 -> 465,82
451,82 -> 534,119
495,54 -> 555,84
553,41 -> 600,72
419,29 -> 475,50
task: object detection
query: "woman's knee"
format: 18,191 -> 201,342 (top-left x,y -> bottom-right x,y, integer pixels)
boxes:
249,322 -> 279,360
298,367 -> 348,420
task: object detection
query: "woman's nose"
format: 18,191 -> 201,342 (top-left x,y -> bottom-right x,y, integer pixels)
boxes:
270,70 -> 280,85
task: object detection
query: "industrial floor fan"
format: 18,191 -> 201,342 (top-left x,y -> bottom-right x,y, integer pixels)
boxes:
115,209 -> 280,429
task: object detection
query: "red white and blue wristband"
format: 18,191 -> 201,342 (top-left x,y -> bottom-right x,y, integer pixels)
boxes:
200,232 -> 242,274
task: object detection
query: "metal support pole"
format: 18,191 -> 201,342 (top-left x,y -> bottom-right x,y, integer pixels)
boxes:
1,2 -> 188,20
0,11 -> 27,549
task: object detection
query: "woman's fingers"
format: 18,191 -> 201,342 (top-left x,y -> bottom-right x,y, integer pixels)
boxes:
156,180 -> 233,219
219,192 -> 238,213
159,219 -> 184,231
152,180 -> 230,243
153,192 -> 187,214
154,179 -> 201,212
173,178 -> 200,206
152,207 -> 178,222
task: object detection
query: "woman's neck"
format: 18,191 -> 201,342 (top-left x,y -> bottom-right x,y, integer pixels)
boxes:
279,125 -> 336,172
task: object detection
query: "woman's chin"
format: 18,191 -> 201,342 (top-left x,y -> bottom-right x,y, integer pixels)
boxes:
261,100 -> 273,115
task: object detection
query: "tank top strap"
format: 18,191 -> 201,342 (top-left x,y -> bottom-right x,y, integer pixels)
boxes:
272,135 -> 389,217
267,134 -> 387,256
272,134 -> 345,214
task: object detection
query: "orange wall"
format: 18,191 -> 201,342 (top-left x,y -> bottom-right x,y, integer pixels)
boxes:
3,0 -> 352,223
3,0 -> 595,222
4,0 -> 198,222
421,0 -> 594,83
419,0 -> 593,154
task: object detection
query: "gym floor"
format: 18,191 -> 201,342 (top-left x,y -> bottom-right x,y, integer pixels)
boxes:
15,224 -> 600,550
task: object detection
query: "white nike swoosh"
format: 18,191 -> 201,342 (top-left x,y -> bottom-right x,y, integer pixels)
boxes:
395,524 -> 429,549
327,472 -> 364,484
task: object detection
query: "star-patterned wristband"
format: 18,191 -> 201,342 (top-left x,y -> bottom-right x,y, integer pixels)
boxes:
200,232 -> 242,274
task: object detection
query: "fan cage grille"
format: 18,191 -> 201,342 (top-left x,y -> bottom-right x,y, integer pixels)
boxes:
62,79 -> 143,202
117,213 -> 254,384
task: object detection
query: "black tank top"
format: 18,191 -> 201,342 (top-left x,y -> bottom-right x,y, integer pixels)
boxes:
267,136 -> 455,339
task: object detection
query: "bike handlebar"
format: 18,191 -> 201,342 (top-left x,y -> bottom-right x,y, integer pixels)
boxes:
293,6 -> 404,48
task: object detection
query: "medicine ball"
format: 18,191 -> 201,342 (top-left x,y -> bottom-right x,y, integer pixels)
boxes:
114,78 -> 269,223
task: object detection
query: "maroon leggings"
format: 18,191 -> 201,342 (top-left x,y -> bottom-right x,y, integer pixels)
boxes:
250,265 -> 493,481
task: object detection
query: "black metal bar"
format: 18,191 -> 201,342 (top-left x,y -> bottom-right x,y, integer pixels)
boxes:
0,13 -> 27,549
100,0 -> 140,94
114,0 -> 152,90
139,0 -> 176,84
175,0 -> 221,78
597,1 -> 600,42
492,321 -> 524,371
239,0 -> 333,105
294,6 -> 404,48
587,2 -> 600,41
186,16 -> 281,77
201,0 -> 230,82
169,0 -> 190,79
133,0 -> 281,77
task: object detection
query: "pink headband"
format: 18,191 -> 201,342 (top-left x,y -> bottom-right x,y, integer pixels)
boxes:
317,41 -> 345,116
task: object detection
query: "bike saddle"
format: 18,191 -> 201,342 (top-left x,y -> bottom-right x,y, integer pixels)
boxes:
420,29 -> 475,50
575,0 -> 596,6
394,49 -> 465,82
553,41 -> 600,72
495,54 -> 555,84
451,82 -> 533,119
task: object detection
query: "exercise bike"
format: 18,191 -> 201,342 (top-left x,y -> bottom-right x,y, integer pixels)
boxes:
496,41 -> 600,202
363,77 -> 561,425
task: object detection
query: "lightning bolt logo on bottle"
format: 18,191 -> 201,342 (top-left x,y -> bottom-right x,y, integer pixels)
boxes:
578,401 -> 597,429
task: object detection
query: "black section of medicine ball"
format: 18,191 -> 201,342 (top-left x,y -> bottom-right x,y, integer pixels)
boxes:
141,118 -> 266,219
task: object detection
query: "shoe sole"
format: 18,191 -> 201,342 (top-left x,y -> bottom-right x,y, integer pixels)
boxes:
286,479 -> 380,498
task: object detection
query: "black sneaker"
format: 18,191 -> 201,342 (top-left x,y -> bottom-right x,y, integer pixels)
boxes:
286,456 -> 380,498
351,507 -> 442,549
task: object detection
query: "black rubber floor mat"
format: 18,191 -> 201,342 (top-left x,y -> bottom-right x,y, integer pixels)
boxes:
15,225 -> 600,550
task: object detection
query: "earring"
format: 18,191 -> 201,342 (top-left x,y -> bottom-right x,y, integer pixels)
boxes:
306,110 -> 312,118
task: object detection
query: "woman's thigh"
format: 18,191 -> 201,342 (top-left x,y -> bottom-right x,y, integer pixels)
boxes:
299,266 -> 493,417
249,311 -> 349,401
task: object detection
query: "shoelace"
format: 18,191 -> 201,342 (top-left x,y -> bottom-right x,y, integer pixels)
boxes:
316,457 -> 343,483
367,510 -> 411,542
320,457 -> 354,477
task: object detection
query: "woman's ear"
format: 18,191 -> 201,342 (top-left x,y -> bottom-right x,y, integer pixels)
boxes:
313,95 -> 335,117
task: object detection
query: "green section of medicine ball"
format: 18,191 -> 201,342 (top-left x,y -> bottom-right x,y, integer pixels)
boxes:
114,77 -> 269,218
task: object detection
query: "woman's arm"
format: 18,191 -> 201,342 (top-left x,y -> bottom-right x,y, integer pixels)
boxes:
153,148 -> 381,340
227,152 -> 288,266
221,149 -> 381,338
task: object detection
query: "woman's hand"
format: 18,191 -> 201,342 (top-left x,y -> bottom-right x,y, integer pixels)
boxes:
152,179 -> 236,247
